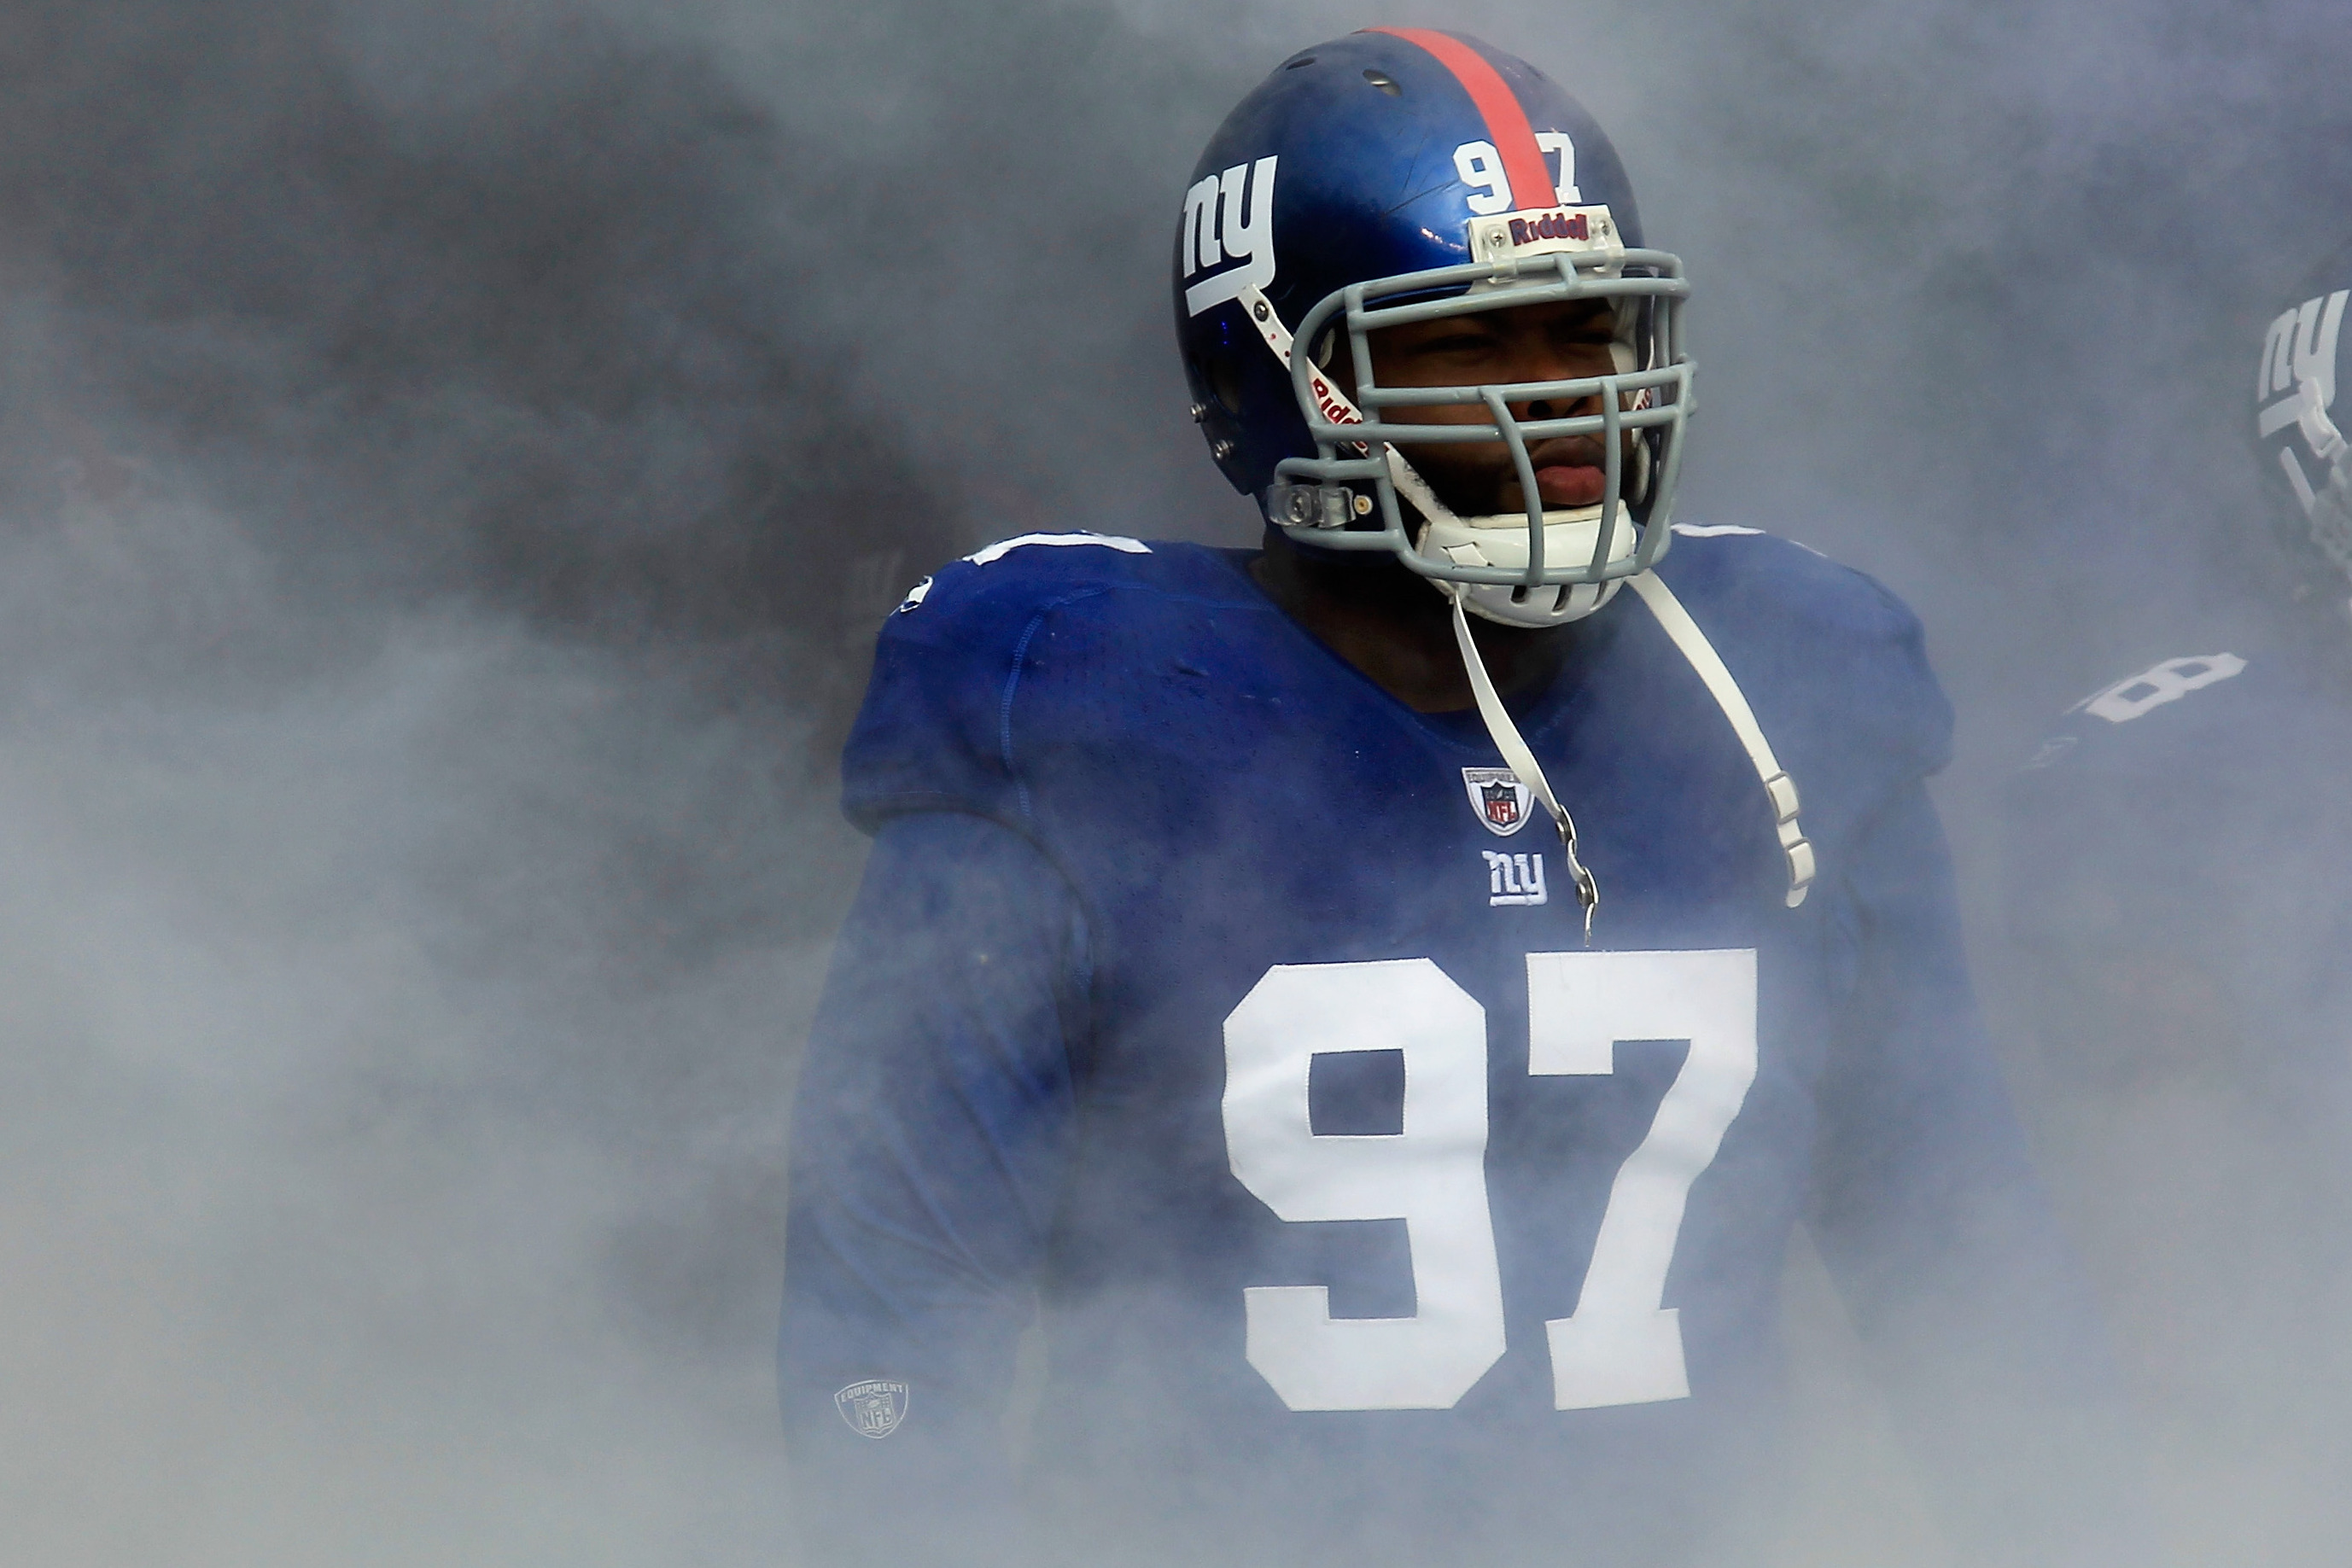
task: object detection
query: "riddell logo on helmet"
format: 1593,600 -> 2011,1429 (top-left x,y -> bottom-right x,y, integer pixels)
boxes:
1182,157 -> 1279,317
1509,212 -> 1588,245
1310,378 -> 1356,427
1468,205 -> 1620,267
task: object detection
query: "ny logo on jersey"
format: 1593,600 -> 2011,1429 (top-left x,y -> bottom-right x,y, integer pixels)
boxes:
1181,156 -> 1278,317
833,1379 -> 909,1439
1484,851 -> 1546,906
1460,767 -> 1534,836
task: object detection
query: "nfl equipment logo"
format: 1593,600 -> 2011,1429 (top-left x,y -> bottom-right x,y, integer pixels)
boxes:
834,1379 -> 910,1439
1460,767 -> 1534,837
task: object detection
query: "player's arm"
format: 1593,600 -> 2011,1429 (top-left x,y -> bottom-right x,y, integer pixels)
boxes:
779,810 -> 1088,1567
1806,779 -> 2149,1568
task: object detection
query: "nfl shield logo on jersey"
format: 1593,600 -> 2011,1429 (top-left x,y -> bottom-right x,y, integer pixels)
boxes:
834,1379 -> 910,1439
1460,767 -> 1534,836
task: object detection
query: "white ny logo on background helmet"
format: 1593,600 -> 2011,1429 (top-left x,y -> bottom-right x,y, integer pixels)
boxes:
2257,288 -> 2352,581
2258,291 -> 2351,498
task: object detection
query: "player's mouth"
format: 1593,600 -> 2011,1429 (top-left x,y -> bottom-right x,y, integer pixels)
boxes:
1522,437 -> 1608,510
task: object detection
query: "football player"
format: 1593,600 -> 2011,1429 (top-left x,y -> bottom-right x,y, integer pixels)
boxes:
2003,241 -> 2352,1562
784,29 -> 2127,1567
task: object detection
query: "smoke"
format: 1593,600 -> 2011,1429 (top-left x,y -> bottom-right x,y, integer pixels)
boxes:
0,0 -> 2345,1561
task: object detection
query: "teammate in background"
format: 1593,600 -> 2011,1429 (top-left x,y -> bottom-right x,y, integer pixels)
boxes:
784,29 -> 2128,1567
2005,242 -> 2352,1564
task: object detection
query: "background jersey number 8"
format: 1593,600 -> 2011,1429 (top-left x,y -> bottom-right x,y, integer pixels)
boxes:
1222,947 -> 1756,1413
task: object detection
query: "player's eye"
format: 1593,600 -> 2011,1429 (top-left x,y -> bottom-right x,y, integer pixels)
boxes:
1409,330 -> 1497,357
1552,316 -> 1616,347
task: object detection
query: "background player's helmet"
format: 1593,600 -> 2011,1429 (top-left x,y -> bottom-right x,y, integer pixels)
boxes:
2254,235 -> 2352,605
1172,29 -> 1692,627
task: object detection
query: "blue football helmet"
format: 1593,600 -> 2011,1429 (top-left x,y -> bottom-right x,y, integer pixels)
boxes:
1173,28 -> 1693,627
2255,236 -> 2352,603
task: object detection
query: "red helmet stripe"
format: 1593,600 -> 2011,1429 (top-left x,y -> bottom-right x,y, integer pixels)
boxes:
1369,27 -> 1555,213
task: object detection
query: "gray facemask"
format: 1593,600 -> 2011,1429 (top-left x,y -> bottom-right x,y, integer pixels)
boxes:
1256,204 -> 1693,628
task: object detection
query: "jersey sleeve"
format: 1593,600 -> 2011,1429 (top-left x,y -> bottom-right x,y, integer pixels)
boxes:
779,810 -> 1088,1566
2000,732 -> 2235,1098
1806,780 -> 2150,1567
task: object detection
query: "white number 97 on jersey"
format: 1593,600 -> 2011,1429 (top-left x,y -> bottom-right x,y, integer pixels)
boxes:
1221,950 -> 1758,1413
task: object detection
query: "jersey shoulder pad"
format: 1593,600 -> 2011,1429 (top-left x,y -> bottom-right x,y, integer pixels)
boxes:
841,535 -> 1242,832
890,531 -> 1157,617
1653,523 -> 1951,785
2020,651 -> 2254,774
1663,523 -> 1916,642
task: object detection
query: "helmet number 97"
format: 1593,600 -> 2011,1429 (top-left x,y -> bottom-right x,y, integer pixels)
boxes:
1453,133 -> 1583,216
1221,948 -> 1757,1413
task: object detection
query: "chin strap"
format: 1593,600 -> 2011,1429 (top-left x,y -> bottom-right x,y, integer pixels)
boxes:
1625,572 -> 1816,908
1387,446 -> 1461,536
1449,589 -> 1601,942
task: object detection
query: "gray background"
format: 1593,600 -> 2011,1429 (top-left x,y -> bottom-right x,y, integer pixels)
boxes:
0,1 -> 2340,1561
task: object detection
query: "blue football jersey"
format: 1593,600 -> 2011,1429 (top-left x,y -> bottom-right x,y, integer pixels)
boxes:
2005,642 -> 2352,1124
784,530 -> 2112,1567
2002,637 -> 2352,1559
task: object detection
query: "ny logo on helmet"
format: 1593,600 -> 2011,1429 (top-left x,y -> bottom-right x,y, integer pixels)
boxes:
1182,156 -> 1278,317
2259,293 -> 2349,453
